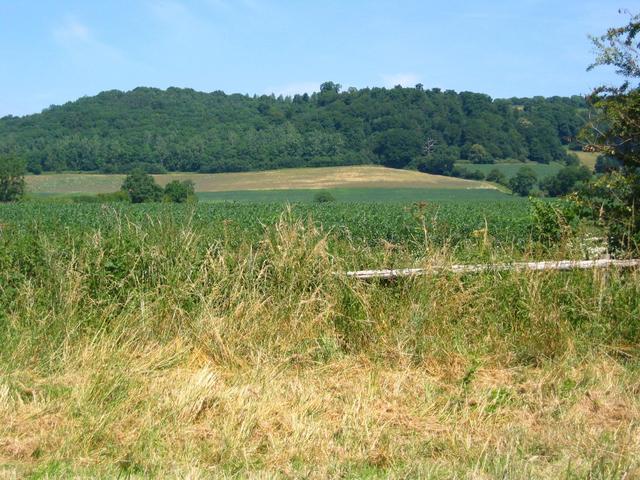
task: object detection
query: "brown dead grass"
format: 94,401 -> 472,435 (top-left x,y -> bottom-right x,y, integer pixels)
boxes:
1,351 -> 639,478
26,166 -> 495,194
1,214 -> 638,478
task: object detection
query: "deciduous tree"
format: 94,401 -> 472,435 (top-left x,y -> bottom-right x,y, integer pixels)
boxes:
579,10 -> 640,250
0,155 -> 26,202
164,180 -> 196,203
121,169 -> 163,203
509,167 -> 537,196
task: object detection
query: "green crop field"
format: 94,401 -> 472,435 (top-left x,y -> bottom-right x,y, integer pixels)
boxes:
196,187 -> 514,203
455,161 -> 565,180
0,199 -> 533,255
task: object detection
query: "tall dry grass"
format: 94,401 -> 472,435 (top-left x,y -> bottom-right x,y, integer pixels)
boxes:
1,211 -> 639,478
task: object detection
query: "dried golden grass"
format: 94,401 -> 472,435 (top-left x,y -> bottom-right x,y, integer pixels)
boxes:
2,353 -> 639,478
1,215 -> 639,478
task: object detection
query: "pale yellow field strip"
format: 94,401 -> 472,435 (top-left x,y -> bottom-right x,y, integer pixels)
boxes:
26,166 -> 497,194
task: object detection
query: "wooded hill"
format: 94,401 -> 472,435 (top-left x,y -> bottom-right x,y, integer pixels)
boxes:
0,82 -> 587,174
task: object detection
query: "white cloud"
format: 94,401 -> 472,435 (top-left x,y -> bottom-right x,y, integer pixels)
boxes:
381,73 -> 421,88
150,0 -> 192,21
52,16 -> 124,63
150,0 -> 212,29
53,17 -> 91,43
239,0 -> 261,11
204,0 -> 261,12
265,81 -> 319,97
148,0 -> 213,40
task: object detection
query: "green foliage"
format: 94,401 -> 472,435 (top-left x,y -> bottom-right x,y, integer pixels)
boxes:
486,168 -> 508,185
509,167 -> 538,196
121,169 -> 163,203
594,155 -> 622,173
0,86 -> 586,174
579,12 -> 640,251
467,143 -> 493,164
0,155 -> 26,202
539,165 -> 592,197
164,180 -> 196,203
373,129 -> 422,169
455,162 -> 564,182
416,146 -> 459,175
577,172 -> 639,251
530,198 -> 580,245
451,165 -> 485,180
71,191 -> 129,203
313,191 -> 335,203
565,152 -> 580,166
0,200 -> 535,252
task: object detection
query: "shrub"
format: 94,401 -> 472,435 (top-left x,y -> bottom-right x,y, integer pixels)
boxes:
0,155 -> 26,202
71,191 -> 129,203
451,166 -> 485,180
594,155 -> 622,174
577,171 -> 640,252
121,169 -> 163,203
540,165 -> 592,197
530,198 -> 580,245
468,143 -> 493,164
509,167 -> 538,196
164,180 -> 197,203
313,191 -> 336,203
486,168 -> 508,185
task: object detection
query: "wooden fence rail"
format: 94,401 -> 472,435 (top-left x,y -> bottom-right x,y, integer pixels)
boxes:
343,259 -> 640,280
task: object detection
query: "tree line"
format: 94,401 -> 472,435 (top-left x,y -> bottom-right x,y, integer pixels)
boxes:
0,84 -> 587,174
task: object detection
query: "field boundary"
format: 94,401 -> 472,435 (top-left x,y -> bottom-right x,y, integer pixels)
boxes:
344,258 -> 640,280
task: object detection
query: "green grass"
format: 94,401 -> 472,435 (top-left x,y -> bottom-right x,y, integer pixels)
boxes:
456,161 -> 565,180
574,150 -> 599,170
196,187 -> 513,203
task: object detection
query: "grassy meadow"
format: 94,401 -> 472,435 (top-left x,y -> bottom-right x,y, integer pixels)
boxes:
455,161 -> 566,181
574,150 -> 600,170
453,150 -> 600,185
1,199 -> 639,478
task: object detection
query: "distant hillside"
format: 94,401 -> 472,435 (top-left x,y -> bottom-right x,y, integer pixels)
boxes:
0,83 -> 588,174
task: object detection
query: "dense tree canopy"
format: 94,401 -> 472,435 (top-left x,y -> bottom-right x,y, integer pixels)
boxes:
0,85 -> 587,174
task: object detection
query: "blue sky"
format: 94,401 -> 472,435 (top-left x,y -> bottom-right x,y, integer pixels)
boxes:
0,0 -> 636,117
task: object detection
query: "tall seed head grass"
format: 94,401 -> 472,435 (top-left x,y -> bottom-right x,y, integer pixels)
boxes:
1,210 -> 639,477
